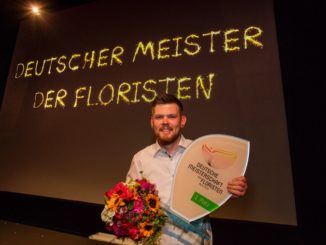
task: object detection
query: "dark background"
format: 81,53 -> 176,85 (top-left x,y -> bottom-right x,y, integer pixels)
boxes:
0,1 -> 324,244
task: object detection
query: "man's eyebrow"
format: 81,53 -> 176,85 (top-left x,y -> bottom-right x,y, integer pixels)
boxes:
152,113 -> 177,117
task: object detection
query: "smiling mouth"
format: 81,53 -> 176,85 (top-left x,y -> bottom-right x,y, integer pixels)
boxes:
160,130 -> 171,135
160,126 -> 171,132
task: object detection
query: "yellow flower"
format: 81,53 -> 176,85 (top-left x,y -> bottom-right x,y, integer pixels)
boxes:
146,193 -> 160,212
107,193 -> 125,212
129,182 -> 140,196
140,222 -> 154,237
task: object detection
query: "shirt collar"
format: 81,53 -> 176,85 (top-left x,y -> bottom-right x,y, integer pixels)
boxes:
152,135 -> 188,156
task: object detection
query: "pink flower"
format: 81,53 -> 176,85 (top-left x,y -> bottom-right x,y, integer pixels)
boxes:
133,197 -> 144,214
137,179 -> 155,192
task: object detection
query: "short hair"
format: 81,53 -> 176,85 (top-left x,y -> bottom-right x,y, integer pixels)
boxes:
151,93 -> 183,113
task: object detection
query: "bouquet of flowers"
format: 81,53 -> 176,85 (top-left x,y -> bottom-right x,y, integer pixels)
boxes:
101,177 -> 167,244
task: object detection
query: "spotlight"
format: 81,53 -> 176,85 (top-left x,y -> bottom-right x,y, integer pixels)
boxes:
30,5 -> 41,16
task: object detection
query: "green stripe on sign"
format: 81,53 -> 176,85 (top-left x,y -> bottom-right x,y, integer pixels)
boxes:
191,192 -> 219,212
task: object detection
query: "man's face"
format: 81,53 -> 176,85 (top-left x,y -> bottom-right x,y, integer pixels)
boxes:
151,103 -> 187,146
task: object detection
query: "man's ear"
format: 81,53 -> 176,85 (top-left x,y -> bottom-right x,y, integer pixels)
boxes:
150,117 -> 153,128
181,115 -> 187,128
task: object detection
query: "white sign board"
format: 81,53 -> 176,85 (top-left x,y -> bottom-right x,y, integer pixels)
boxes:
170,134 -> 249,222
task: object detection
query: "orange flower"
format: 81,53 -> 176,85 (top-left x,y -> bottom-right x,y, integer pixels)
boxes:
140,222 -> 155,237
146,193 -> 160,212
107,193 -> 125,212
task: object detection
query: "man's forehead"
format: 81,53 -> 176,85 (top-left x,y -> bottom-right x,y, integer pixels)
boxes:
152,103 -> 180,114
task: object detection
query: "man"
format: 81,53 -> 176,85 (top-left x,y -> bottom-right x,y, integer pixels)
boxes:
127,93 -> 248,244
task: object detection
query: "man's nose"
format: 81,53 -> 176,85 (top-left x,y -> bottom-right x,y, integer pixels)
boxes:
162,116 -> 169,124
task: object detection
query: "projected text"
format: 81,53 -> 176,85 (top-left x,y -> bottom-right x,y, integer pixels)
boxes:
13,26 -> 263,109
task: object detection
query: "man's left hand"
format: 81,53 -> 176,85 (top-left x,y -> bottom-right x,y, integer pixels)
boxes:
227,176 -> 247,198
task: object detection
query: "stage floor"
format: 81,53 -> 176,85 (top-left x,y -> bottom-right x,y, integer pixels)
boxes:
0,220 -> 105,245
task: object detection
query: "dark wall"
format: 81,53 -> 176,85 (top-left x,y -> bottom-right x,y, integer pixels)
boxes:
274,1 -> 325,244
0,2 -> 19,109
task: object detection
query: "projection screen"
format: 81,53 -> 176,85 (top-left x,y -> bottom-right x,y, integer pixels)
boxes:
0,0 -> 296,225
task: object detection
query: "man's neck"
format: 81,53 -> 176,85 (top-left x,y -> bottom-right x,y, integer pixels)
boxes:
159,135 -> 182,155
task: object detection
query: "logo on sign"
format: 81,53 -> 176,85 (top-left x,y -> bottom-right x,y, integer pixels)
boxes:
201,143 -> 237,169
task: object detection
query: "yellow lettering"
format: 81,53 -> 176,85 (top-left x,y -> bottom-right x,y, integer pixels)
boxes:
46,57 -> 57,74
158,38 -> 170,60
44,90 -> 55,108
184,34 -> 201,56
98,48 -> 109,67
142,79 -> 157,102
33,92 -> 44,108
87,86 -> 97,106
172,37 -> 183,58
25,61 -> 34,78
133,41 -> 155,62
15,63 -> 25,79
98,84 -> 114,106
196,73 -> 215,99
131,82 -> 142,103
83,51 -> 95,69
117,82 -> 131,104
74,87 -> 87,107
202,31 -> 221,53
177,77 -> 191,100
69,54 -> 80,71
35,60 -> 46,76
158,77 -> 176,94
56,56 -> 67,73
111,46 -> 124,65
244,26 -> 263,49
224,29 -> 240,52
54,89 -> 67,108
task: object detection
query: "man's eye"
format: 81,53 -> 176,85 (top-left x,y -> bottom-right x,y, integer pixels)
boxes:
154,115 -> 163,120
167,114 -> 177,119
